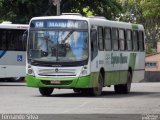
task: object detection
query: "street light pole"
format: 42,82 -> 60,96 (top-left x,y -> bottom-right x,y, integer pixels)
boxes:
56,1 -> 60,16
51,0 -> 61,16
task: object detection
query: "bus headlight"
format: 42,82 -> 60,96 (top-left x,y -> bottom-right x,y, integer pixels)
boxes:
27,67 -> 35,76
80,70 -> 88,76
28,68 -> 33,74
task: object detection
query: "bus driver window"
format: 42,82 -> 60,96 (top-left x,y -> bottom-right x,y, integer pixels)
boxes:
91,29 -> 98,60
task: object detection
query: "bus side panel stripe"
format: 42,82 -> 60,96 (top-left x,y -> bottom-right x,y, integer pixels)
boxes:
0,50 -> 6,58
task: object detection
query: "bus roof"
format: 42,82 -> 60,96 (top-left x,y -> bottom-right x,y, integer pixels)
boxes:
30,14 -> 144,30
0,23 -> 28,29
30,14 -> 87,21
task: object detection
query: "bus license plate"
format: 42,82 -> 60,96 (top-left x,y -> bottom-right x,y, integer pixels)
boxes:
50,80 -> 61,84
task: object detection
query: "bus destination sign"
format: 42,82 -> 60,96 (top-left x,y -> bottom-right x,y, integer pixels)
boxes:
31,20 -> 88,29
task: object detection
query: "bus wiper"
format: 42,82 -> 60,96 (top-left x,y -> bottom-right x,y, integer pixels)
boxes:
61,30 -> 74,44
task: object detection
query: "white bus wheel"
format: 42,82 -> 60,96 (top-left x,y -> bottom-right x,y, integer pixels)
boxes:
39,88 -> 54,96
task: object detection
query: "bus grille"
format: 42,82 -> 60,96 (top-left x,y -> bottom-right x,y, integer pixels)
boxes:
38,69 -> 76,76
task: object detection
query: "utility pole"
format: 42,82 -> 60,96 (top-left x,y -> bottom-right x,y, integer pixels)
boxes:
51,0 -> 61,16
56,1 -> 60,16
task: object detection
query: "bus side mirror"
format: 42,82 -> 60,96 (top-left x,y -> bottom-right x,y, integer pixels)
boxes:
90,28 -> 97,36
91,28 -> 96,33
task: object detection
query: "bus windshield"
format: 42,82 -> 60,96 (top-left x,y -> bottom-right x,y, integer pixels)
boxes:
28,29 -> 88,62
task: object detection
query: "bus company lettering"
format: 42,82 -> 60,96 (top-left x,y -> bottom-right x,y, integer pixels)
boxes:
47,21 -> 79,28
111,53 -> 127,66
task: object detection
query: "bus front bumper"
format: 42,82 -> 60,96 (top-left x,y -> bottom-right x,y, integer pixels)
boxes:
25,75 -> 91,89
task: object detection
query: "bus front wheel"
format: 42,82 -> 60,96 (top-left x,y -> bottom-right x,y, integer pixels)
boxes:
39,88 -> 54,96
73,89 -> 81,93
114,71 -> 132,94
89,73 -> 103,96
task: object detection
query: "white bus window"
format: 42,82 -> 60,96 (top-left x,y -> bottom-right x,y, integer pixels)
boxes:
98,27 -> 104,51
8,31 -> 15,50
104,28 -> 111,50
112,28 -> 118,50
133,30 -> 138,51
0,30 -> 7,50
119,29 -> 125,50
126,30 -> 132,51
0,29 -> 26,51
139,31 -> 144,51
16,30 -> 26,51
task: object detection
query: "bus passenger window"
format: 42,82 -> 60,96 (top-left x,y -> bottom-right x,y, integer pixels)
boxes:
104,28 -> 111,50
0,31 -> 7,50
112,28 -> 118,50
139,31 -> 144,51
98,27 -> 104,51
133,31 -> 138,51
126,30 -> 132,51
91,29 -> 98,60
119,29 -> 125,50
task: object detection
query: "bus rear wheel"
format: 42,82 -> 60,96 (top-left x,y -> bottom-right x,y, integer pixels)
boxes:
39,88 -> 54,96
114,71 -> 132,94
89,73 -> 103,96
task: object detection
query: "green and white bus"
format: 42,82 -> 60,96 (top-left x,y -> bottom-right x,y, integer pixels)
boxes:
26,13 -> 145,96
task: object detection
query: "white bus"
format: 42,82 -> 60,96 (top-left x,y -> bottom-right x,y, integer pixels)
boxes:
0,22 -> 28,81
26,13 -> 145,96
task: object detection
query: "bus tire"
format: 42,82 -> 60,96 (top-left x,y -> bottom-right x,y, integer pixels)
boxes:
89,73 -> 103,96
114,71 -> 132,94
39,88 -> 54,96
73,89 -> 81,93
73,89 -> 89,95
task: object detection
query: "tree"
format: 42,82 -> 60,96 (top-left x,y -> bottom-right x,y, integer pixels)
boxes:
61,0 -> 122,20
0,0 -> 56,23
141,0 -> 160,53
119,0 -> 160,54
0,0 -> 122,23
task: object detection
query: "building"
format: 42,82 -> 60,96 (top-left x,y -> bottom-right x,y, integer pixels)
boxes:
145,42 -> 160,82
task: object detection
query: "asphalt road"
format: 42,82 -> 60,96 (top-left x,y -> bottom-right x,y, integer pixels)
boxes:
0,82 -> 160,120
